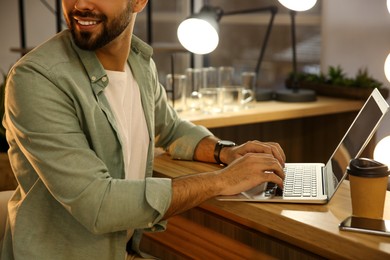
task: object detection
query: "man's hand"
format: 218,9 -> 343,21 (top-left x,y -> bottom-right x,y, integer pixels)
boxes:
215,152 -> 285,196
220,140 -> 286,167
164,151 -> 285,219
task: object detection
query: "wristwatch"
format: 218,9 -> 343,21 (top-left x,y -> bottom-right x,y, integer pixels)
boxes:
214,140 -> 236,165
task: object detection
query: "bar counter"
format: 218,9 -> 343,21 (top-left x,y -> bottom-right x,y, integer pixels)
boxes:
178,96 -> 363,128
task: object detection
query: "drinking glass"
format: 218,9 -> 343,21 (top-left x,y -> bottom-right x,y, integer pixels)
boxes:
165,74 -> 187,112
218,66 -> 235,88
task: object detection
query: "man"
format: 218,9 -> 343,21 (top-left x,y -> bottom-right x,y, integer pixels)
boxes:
1,0 -> 285,259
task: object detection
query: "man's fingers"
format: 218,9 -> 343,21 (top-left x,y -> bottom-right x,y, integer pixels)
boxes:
239,141 -> 286,167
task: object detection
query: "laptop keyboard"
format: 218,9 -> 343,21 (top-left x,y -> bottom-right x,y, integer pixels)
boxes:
265,165 -> 318,198
284,165 -> 317,197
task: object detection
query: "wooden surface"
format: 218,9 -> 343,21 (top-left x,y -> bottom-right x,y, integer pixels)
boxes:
0,153 -> 16,191
141,215 -> 277,260
146,153 -> 390,260
179,96 -> 363,128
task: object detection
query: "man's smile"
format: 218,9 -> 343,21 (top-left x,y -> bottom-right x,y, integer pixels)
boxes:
73,17 -> 101,29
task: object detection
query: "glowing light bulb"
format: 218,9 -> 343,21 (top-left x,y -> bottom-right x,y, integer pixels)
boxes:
374,136 -> 390,166
278,0 -> 317,11
387,0 -> 390,14
384,53 -> 390,83
177,18 -> 219,55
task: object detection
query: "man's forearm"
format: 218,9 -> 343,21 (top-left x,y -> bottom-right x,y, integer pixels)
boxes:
163,170 -> 222,219
164,138 -> 286,219
162,136 -> 222,219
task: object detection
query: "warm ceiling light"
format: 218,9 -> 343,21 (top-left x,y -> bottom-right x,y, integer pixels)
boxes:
374,136 -> 390,166
384,53 -> 390,83
387,0 -> 390,14
177,6 -> 222,55
177,17 -> 219,55
278,0 -> 317,11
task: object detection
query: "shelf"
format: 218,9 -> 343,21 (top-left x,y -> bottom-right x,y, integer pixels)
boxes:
221,13 -> 320,26
151,43 -> 188,53
139,12 -> 321,26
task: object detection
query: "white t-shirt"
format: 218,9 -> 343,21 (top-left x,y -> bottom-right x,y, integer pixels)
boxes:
104,65 -> 149,180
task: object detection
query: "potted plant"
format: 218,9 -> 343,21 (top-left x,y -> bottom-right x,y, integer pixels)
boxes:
287,66 -> 389,100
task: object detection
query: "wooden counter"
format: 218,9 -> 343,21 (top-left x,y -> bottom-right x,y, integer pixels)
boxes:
142,153 -> 390,260
179,96 -> 363,128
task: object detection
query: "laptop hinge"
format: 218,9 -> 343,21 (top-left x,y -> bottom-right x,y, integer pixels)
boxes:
322,167 -> 327,196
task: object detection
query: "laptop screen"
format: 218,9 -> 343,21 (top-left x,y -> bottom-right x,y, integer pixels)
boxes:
325,89 -> 389,199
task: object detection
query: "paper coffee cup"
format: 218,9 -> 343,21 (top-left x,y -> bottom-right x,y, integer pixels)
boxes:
347,158 -> 389,219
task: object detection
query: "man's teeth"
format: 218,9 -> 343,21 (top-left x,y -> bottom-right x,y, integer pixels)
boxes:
78,20 -> 97,26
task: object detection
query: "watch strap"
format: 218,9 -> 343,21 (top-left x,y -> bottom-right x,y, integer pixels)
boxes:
214,140 -> 236,165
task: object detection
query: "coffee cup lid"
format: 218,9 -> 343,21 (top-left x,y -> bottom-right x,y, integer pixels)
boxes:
347,158 -> 389,178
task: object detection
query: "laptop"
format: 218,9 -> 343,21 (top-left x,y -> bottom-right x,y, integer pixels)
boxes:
217,88 -> 389,204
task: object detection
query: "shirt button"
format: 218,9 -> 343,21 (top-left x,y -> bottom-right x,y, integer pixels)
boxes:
102,77 -> 107,82
91,76 -> 97,81
148,222 -> 153,228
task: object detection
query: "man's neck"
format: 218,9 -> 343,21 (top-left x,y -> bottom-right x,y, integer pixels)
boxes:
95,36 -> 131,72
95,20 -> 134,72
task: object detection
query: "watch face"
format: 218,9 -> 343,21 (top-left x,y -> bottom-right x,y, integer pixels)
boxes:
219,140 -> 236,146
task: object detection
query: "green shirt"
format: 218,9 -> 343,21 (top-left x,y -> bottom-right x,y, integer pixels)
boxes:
1,30 -> 211,260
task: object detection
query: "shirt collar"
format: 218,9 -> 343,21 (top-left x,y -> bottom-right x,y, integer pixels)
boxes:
130,34 -> 153,60
68,31 -> 106,85
67,30 -> 153,84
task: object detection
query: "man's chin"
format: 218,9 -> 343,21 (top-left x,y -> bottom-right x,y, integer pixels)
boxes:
74,40 -> 97,51
72,31 -> 99,50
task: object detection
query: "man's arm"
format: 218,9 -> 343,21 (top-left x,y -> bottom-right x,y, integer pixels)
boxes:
164,148 -> 285,219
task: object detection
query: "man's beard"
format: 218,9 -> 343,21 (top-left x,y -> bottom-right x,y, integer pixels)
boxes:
68,4 -> 132,51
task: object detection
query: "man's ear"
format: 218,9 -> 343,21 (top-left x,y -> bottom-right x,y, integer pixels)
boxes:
132,0 -> 148,13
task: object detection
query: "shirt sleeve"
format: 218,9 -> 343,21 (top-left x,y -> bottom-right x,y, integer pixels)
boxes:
153,79 -> 212,160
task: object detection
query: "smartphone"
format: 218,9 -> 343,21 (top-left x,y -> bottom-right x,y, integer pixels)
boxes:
339,216 -> 390,237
